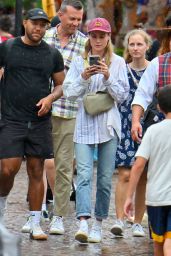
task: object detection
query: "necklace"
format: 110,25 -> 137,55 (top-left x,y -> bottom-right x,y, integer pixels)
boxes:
129,60 -> 149,71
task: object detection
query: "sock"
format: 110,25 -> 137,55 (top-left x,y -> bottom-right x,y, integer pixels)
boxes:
80,219 -> 88,226
41,203 -> 47,212
30,211 -> 41,226
0,196 -> 7,219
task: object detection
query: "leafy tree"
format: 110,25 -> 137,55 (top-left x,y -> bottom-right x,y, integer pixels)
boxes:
0,0 -> 41,9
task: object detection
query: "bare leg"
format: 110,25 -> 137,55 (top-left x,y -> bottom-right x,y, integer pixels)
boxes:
163,238 -> 171,256
0,158 -> 22,196
115,167 -> 130,219
153,241 -> 164,256
44,159 -> 55,194
134,170 -> 147,223
42,168 -> 48,205
27,157 -> 44,211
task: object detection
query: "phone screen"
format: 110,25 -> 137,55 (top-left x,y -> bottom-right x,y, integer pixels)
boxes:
89,55 -> 100,66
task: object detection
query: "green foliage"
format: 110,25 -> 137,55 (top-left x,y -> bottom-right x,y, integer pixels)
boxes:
114,47 -> 124,57
0,0 -> 41,9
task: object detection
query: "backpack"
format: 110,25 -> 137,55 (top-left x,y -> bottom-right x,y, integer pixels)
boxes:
143,94 -> 161,132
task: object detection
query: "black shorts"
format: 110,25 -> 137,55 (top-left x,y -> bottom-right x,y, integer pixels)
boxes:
147,205 -> 171,243
0,118 -> 54,159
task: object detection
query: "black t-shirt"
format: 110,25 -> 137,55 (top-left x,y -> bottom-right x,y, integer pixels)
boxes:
0,37 -> 64,121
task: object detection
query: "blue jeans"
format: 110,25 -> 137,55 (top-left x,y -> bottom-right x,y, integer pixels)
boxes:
75,137 -> 118,219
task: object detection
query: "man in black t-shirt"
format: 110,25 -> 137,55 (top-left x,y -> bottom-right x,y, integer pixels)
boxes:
0,8 -> 65,240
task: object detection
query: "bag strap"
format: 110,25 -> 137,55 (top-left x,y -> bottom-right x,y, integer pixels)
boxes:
51,28 -> 79,72
126,64 -> 139,87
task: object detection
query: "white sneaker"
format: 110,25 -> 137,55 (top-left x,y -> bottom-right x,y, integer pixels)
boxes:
41,210 -> 49,222
132,223 -> 145,237
111,219 -> 124,236
49,216 -> 64,235
21,216 -> 31,233
88,223 -> 102,243
30,223 -> 48,240
75,220 -> 88,243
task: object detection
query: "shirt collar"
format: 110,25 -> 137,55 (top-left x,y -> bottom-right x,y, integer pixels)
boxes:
55,24 -> 77,40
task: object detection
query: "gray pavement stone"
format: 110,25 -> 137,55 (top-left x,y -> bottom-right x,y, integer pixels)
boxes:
4,162 -> 153,256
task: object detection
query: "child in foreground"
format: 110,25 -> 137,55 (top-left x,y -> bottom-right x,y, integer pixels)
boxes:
124,84 -> 171,256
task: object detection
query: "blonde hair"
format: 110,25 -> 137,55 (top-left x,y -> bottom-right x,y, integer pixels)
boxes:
123,29 -> 152,63
82,36 -> 113,67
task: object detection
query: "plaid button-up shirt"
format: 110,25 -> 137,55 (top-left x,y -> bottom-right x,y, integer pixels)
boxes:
44,26 -> 87,119
158,52 -> 171,88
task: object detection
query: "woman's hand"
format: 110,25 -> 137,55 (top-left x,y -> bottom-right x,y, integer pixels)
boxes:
96,60 -> 110,80
81,66 -> 98,80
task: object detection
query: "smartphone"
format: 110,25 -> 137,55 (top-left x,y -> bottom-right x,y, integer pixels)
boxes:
89,55 -> 100,66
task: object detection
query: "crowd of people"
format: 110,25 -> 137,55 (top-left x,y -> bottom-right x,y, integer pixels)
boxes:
0,0 -> 171,255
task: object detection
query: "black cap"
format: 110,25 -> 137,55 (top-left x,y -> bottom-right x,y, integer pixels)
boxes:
25,8 -> 50,23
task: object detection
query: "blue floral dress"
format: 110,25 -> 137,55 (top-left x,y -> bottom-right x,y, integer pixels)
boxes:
115,66 -> 145,168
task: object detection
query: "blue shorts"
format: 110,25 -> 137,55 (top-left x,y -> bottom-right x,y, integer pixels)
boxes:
147,205 -> 171,243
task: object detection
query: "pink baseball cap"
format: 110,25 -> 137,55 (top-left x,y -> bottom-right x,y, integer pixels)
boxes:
87,18 -> 111,33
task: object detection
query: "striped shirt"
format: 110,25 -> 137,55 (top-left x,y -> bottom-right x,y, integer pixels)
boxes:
44,26 -> 87,119
63,53 -> 129,144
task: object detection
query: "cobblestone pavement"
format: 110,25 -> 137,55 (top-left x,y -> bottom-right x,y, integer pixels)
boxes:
4,162 -> 153,256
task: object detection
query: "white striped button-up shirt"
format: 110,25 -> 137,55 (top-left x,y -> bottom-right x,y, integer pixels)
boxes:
63,53 -> 129,144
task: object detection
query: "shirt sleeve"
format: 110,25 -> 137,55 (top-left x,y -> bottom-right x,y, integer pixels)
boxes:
135,128 -> 151,160
132,57 -> 159,111
62,56 -> 89,100
103,56 -> 130,104
52,48 -> 64,73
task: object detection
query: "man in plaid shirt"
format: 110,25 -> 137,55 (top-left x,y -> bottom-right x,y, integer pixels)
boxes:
44,0 -> 87,235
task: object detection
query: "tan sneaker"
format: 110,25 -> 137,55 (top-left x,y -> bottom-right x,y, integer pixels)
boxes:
111,219 -> 124,236
49,216 -> 64,235
30,224 -> 47,240
88,223 -> 102,243
75,220 -> 88,243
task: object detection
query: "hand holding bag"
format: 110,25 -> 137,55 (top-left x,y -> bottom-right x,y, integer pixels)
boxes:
83,91 -> 114,115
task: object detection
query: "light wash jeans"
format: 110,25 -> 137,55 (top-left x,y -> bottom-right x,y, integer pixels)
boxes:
75,137 -> 118,219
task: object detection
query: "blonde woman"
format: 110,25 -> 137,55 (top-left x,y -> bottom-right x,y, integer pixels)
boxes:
63,18 -> 129,243
112,29 -> 152,237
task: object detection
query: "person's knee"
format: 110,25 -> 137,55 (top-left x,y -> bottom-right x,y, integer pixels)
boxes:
28,166 -> 43,182
118,170 -> 130,183
77,170 -> 92,187
163,238 -> 171,256
0,166 -> 16,179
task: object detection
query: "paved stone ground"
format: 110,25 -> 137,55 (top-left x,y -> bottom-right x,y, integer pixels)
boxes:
4,162 -> 153,256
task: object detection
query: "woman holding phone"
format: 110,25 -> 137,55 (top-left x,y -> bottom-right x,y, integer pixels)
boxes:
62,18 -> 129,243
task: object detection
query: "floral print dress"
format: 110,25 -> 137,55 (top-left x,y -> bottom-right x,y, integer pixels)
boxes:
115,65 -> 145,168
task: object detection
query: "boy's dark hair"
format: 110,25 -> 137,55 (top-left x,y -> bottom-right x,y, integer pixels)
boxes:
60,0 -> 83,12
158,85 -> 171,114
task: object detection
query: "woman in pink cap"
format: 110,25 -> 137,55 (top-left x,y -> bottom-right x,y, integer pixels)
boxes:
63,17 -> 129,243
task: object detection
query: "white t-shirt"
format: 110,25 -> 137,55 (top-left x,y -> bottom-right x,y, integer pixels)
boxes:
132,57 -> 159,111
135,119 -> 171,206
